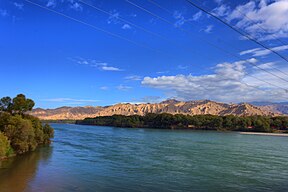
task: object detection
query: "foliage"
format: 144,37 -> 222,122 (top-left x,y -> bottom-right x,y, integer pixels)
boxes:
0,132 -> 12,158
0,94 -> 54,158
0,94 -> 35,115
77,113 -> 288,133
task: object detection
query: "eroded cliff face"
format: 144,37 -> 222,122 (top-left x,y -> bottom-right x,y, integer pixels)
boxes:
29,99 -> 277,120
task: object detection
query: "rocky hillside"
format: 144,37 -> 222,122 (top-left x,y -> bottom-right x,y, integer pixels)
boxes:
252,102 -> 288,115
29,100 -> 277,120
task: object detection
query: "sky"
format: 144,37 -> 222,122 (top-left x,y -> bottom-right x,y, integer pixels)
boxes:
1,0 -> 288,108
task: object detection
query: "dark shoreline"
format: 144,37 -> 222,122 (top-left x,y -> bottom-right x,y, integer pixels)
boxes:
75,122 -> 288,134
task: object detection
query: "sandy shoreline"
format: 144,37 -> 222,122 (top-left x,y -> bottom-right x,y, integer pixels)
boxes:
240,132 -> 288,137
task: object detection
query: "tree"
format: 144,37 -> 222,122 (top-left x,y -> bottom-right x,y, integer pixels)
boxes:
12,94 -> 35,115
0,94 -> 54,157
0,132 -> 12,158
0,96 -> 12,113
0,94 -> 35,115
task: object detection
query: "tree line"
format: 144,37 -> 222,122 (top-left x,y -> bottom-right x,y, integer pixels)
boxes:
0,94 -> 54,159
76,113 -> 288,133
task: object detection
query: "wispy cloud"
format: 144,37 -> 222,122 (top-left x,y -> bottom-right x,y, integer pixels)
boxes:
240,45 -> 288,57
192,11 -> 202,21
46,0 -> 56,8
100,86 -> 109,90
173,11 -> 186,27
204,25 -> 213,33
135,96 -> 162,103
107,10 -> 120,24
117,85 -> 132,91
14,2 -> 24,10
0,9 -> 8,17
156,71 -> 169,74
72,58 -> 123,71
70,2 -> 83,12
214,0 -> 223,5
124,75 -> 142,81
178,65 -> 189,70
173,10 -> 202,28
45,0 -> 83,11
212,4 -> 230,17
173,10 -> 200,28
101,65 -> 122,71
122,24 -> 132,30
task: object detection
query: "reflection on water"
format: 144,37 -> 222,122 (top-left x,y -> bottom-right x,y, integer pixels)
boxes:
0,146 -> 52,192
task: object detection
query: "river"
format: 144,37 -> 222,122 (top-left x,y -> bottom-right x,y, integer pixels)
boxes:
1,123 -> 288,192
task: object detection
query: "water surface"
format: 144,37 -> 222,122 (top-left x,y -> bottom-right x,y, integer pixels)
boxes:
1,123 -> 288,192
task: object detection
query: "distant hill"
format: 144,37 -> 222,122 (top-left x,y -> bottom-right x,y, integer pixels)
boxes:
252,102 -> 288,115
29,99 -> 278,120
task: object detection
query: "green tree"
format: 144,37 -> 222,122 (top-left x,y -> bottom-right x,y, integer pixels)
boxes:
12,94 -> 35,115
0,96 -> 12,113
0,132 -> 13,158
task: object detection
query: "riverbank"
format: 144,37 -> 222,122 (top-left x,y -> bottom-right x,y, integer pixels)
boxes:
240,132 -> 288,137
76,113 -> 288,133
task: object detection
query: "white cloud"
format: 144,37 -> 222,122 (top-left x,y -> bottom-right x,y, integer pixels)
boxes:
219,0 -> 288,41
43,98 -> 100,103
101,66 -> 121,71
122,24 -> 131,30
14,2 -> 24,10
212,4 -> 230,17
142,59 -> 288,102
240,45 -> 288,57
72,58 -> 123,71
117,85 -> 132,91
125,75 -> 142,81
239,48 -> 262,56
204,25 -> 214,33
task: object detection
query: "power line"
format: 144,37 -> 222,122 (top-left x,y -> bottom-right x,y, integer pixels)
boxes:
78,0 -> 171,42
132,1 -> 288,95
148,0 -> 244,53
24,0 -> 162,54
126,0 -> 288,86
193,0 -> 288,47
229,0 -> 288,47
147,0 -> 288,78
25,0 -> 228,78
184,0 -> 288,64
79,0 -> 226,72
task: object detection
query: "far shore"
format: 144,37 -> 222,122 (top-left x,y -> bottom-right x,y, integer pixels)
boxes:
239,132 -> 288,137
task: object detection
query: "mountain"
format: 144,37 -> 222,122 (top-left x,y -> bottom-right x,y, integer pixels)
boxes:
29,99 -> 278,120
252,102 -> 288,115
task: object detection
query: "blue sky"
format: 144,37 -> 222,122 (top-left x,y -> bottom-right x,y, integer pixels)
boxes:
1,0 -> 288,108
